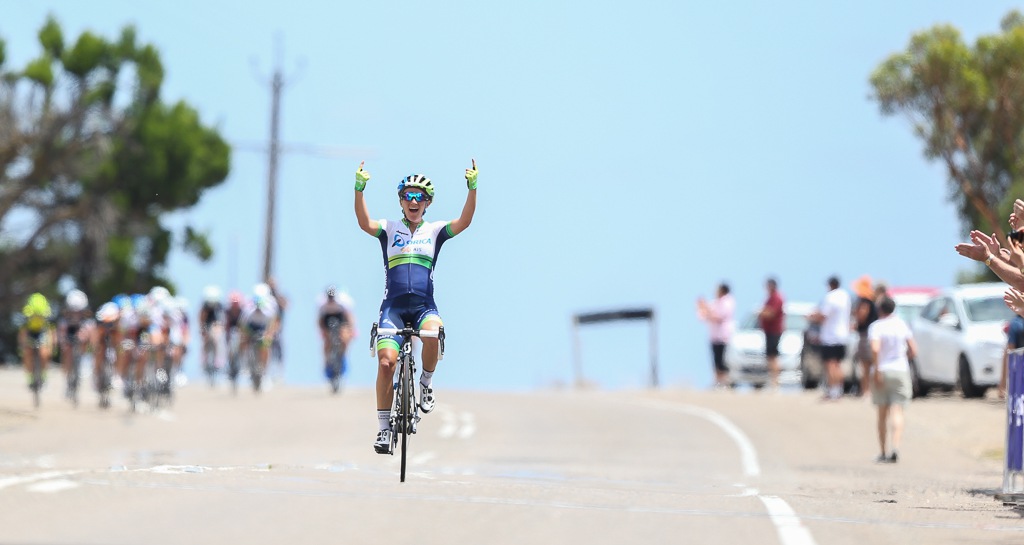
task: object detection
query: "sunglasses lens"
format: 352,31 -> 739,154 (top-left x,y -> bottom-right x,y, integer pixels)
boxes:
404,192 -> 424,202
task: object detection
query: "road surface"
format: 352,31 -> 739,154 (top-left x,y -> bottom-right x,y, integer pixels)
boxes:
0,367 -> 1021,544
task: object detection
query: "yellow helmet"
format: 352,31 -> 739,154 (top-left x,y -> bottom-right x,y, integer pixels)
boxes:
23,293 -> 51,318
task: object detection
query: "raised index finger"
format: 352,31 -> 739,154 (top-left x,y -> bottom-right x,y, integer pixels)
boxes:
471,158 -> 476,170
359,161 -> 365,171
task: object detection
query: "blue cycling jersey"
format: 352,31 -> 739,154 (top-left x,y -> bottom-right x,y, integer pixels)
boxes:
373,218 -> 456,299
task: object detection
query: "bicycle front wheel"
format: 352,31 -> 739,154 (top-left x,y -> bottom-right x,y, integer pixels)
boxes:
399,359 -> 414,482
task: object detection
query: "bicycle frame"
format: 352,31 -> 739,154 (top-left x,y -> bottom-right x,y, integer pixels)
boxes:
370,322 -> 445,482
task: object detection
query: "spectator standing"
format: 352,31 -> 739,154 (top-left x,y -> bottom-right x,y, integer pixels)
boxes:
852,275 -> 879,397
758,277 -> 785,390
810,276 -> 852,401
697,283 -> 736,389
868,296 -> 917,463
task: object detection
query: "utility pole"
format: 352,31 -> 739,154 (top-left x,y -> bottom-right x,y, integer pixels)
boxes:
262,64 -> 283,282
245,37 -> 373,283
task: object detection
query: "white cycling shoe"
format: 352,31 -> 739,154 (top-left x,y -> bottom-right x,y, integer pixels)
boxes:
374,429 -> 393,454
419,386 -> 435,414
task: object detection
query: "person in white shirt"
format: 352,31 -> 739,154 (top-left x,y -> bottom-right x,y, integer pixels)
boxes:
697,282 -> 735,388
867,296 -> 917,463
810,276 -> 852,400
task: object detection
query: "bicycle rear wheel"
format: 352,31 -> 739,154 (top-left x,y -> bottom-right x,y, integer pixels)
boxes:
32,348 -> 42,409
68,342 -> 81,408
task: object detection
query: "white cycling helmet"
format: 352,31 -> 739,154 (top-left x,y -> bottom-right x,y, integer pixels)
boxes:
203,285 -> 222,304
149,286 -> 171,304
175,296 -> 189,312
96,302 -> 119,322
254,282 -> 272,298
65,289 -> 88,312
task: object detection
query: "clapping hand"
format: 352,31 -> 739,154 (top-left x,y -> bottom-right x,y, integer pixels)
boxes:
1005,287 -> 1024,317
955,230 -> 1000,262
1008,232 -> 1024,270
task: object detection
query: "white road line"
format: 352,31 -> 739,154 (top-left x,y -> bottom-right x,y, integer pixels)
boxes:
457,412 -> 476,439
27,479 -> 80,493
640,401 -> 760,477
760,495 -> 817,545
0,470 -> 83,491
636,399 -> 816,545
438,410 -> 458,438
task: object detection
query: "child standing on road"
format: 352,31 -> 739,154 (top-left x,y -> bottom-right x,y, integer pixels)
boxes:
868,296 -> 917,463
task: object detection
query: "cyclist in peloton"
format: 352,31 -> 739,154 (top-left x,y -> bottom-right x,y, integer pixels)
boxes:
240,288 -> 279,385
318,285 -> 356,383
199,286 -> 225,365
19,293 -> 56,390
166,296 -> 190,386
93,302 -> 122,394
57,289 -> 93,399
224,290 -> 245,370
354,159 -> 478,454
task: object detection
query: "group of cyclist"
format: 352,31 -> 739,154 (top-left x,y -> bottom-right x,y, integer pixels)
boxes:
18,286 -> 191,407
15,280 -> 291,408
196,282 -> 284,390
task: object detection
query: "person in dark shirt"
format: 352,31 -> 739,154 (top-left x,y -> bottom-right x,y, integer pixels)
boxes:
852,276 -> 880,397
758,277 -> 785,390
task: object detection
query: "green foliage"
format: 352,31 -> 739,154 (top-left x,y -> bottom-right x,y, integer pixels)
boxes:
37,15 -> 64,58
183,227 -> 214,261
870,10 -> 1024,241
62,31 -> 108,78
0,37 -> 6,68
0,15 -> 230,360
22,55 -> 54,88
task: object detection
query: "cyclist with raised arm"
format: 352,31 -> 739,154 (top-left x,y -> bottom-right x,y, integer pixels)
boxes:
57,289 -> 92,401
354,159 -> 477,454
319,285 -> 356,385
19,293 -> 56,391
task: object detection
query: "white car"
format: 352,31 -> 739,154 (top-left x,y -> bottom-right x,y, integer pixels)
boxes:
911,283 -> 1014,398
888,286 -> 940,397
723,302 -> 813,388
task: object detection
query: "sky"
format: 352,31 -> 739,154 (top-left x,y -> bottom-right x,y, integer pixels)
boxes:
4,0 -> 1022,391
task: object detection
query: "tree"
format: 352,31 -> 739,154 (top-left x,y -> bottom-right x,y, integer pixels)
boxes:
870,10 -> 1024,243
0,16 -> 229,359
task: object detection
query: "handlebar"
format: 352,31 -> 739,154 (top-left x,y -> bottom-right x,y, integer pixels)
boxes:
369,322 -> 445,360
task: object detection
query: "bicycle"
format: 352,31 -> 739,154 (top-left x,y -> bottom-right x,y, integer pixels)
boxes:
96,336 -> 116,410
226,326 -> 241,395
326,317 -> 346,394
370,322 -> 445,482
65,335 -> 83,408
201,326 -> 219,388
146,340 -> 173,410
28,336 -> 46,409
245,329 -> 266,394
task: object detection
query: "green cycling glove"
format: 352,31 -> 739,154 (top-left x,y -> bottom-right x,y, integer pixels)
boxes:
465,163 -> 478,190
355,164 -> 371,192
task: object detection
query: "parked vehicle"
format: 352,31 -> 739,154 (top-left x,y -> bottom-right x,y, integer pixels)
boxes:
911,283 -> 1012,398
723,302 -> 813,388
888,286 -> 940,398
